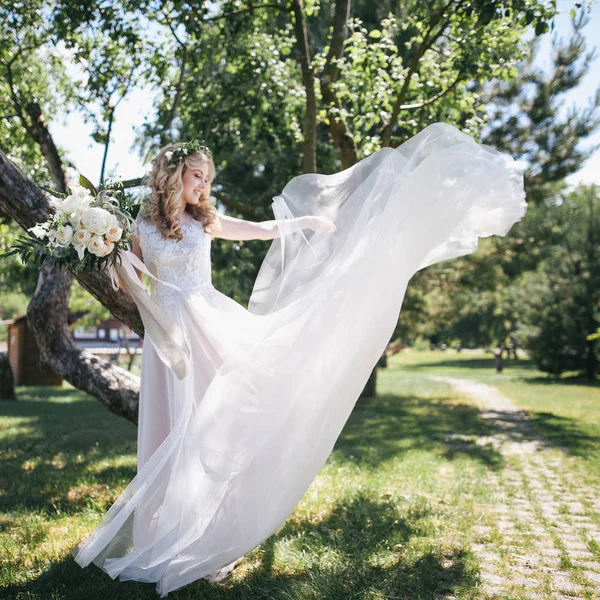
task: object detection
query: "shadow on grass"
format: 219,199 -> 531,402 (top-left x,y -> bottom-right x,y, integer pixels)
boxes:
406,356 -> 538,372
0,396 -> 137,515
4,493 -> 478,600
1,388 -> 510,519
523,375 -> 600,388
333,391 -> 506,470
526,411 -> 600,460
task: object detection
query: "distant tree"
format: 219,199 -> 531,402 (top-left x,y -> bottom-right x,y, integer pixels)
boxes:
483,11 -> 600,205
514,184 -> 599,378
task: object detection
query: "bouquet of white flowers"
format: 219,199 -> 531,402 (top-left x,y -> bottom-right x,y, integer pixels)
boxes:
3,174 -> 137,275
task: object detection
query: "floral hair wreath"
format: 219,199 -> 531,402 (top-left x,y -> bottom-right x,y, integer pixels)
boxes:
165,139 -> 212,167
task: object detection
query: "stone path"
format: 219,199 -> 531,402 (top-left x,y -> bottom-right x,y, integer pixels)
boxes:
431,376 -> 600,600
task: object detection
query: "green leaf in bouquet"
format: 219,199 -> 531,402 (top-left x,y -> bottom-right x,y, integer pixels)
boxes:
40,186 -> 67,200
79,174 -> 98,196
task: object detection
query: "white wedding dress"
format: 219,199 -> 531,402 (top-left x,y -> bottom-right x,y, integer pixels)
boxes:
70,123 -> 527,595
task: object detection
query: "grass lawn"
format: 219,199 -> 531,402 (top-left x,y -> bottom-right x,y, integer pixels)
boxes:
1,350 -> 598,599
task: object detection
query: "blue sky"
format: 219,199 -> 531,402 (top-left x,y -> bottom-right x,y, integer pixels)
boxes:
48,0 -> 600,189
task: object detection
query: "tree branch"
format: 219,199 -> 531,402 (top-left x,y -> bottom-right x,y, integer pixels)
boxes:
398,70 -> 464,110
381,0 -> 457,146
202,3 -> 288,22
99,67 -> 135,185
159,8 -> 189,145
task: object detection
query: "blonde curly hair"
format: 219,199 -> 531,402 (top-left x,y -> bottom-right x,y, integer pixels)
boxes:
140,142 -> 221,240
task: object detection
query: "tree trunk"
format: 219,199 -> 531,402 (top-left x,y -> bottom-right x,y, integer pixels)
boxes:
0,352 -> 16,401
291,0 -> 317,173
494,347 -> 504,372
360,365 -> 377,398
27,264 -> 141,422
585,337 -> 598,379
320,0 -> 358,168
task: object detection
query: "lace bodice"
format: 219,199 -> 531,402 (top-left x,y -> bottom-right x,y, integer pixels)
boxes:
134,212 -> 213,306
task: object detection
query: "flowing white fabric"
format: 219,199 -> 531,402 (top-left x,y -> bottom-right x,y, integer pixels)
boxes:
70,123 -> 526,596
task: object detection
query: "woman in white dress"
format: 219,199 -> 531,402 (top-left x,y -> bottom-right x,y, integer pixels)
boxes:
70,124 -> 527,596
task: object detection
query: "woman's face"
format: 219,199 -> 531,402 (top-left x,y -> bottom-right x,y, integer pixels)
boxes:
181,162 -> 210,208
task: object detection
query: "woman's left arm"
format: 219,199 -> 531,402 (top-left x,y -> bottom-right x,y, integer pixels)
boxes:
214,214 -> 336,241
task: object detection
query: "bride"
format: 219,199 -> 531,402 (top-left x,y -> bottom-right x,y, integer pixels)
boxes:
70,124 -> 526,596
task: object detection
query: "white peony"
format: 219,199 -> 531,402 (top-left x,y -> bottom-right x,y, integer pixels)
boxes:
87,235 -> 106,257
82,207 -> 113,235
62,188 -> 92,217
73,228 -> 93,244
55,225 -> 74,246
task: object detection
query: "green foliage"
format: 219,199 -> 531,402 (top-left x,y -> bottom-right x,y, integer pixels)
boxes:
69,279 -> 111,327
513,184 -> 600,377
0,0 -> 578,329
0,221 -> 39,296
398,13 -> 600,360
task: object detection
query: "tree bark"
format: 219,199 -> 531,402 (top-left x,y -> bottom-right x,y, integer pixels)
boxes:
23,102 -> 68,192
320,0 -> 358,168
360,364 -> 377,397
28,264 -> 140,423
291,0 -> 317,173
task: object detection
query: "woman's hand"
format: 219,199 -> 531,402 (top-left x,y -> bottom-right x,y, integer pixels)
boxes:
301,215 -> 337,234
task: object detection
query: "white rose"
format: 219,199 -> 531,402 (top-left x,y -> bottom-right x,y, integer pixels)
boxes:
82,207 -> 113,235
74,228 -> 92,244
106,223 -> 123,242
55,225 -> 74,246
87,235 -> 106,257
101,240 -> 114,257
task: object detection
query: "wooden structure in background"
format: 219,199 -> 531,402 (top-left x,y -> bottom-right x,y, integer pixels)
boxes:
0,315 -> 63,386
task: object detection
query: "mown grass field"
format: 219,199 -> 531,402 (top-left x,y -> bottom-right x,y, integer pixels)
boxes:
1,350 -> 598,599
